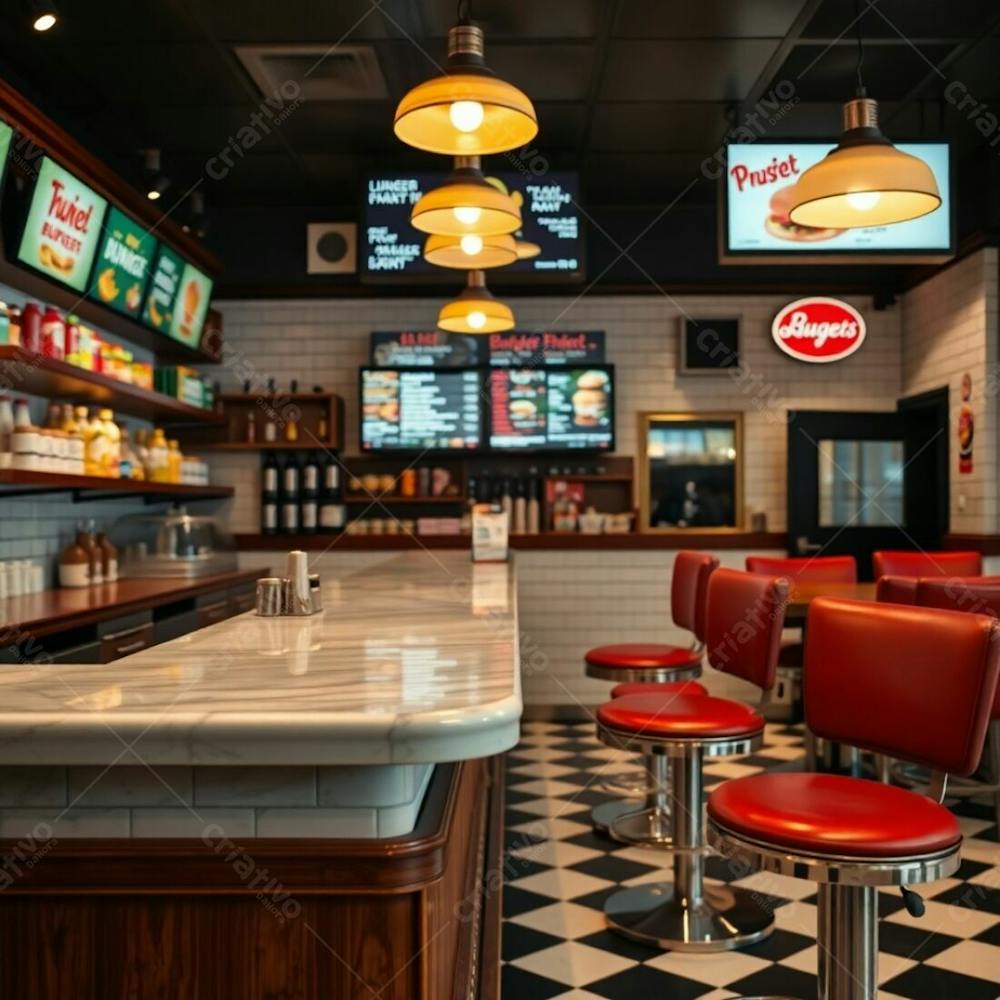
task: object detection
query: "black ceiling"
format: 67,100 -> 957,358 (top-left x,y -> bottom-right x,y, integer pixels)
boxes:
1,0 -> 999,289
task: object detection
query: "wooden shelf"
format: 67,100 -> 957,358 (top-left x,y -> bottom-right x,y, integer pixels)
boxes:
185,441 -> 339,452
344,494 -> 465,504
235,532 -> 469,550
544,473 -> 633,482
0,259 -> 219,365
0,348 -> 224,425
0,469 -> 233,501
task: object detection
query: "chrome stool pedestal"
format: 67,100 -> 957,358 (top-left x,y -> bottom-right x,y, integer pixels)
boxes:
593,755 -> 673,846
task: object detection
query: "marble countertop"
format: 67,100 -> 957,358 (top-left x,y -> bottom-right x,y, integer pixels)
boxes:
0,552 -> 521,766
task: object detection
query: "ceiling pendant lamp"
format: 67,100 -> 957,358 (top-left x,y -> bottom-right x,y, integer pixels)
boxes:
394,3 -> 537,156
788,6 -> 940,229
424,232 -> 518,269
438,270 -> 514,333
410,156 -> 521,237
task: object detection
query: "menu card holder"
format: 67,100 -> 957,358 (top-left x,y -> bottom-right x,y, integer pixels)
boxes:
472,503 -> 509,563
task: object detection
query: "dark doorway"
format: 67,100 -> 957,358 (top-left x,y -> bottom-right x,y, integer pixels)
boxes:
786,390 -> 948,581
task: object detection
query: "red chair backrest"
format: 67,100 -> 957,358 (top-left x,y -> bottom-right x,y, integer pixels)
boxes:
671,551 -> 719,642
872,550 -> 982,580
746,555 -> 857,584
875,575 -> 918,605
917,576 -> 1000,718
705,568 -> 789,692
805,597 -> 1000,776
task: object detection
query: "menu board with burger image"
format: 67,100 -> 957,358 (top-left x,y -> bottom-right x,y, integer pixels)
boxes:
169,261 -> 213,347
16,156 -> 108,293
723,142 -> 952,260
489,366 -> 614,451
143,244 -> 183,334
361,368 -> 482,452
88,206 -> 156,317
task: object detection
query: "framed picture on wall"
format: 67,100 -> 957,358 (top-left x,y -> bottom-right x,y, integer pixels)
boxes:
638,412 -> 744,532
678,316 -> 742,375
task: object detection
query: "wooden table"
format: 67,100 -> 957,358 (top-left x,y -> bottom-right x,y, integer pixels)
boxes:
785,580 -> 878,625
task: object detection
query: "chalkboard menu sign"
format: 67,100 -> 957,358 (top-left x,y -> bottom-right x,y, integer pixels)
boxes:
88,206 -> 157,317
360,368 -> 482,452
16,156 -> 108,293
363,171 -> 582,282
369,330 -> 605,368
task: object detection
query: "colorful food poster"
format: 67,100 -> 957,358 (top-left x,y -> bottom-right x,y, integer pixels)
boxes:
143,245 -> 184,334
168,262 -> 213,347
0,120 -> 13,189
88,206 -> 157,317
16,156 -> 108,293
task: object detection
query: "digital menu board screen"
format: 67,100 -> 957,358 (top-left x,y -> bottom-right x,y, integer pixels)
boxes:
0,120 -> 13,193
360,368 -> 482,452
169,261 -> 213,347
363,171 -> 583,282
722,142 -> 953,262
369,330 -> 605,368
88,206 -> 157,317
17,156 -> 108,293
143,244 -> 184,333
489,366 -> 614,452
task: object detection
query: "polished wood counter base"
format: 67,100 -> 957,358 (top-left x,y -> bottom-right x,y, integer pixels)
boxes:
0,756 -> 503,1000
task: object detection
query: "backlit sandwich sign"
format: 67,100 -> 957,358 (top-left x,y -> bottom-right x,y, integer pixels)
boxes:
771,297 -> 866,364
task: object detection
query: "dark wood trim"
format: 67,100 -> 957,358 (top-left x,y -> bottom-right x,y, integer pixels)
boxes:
0,469 -> 233,502
0,757 -> 503,1000
0,79 -> 218,275
478,756 -> 505,1000
235,531 -> 787,552
0,568 -> 261,640
943,534 -> 1000,556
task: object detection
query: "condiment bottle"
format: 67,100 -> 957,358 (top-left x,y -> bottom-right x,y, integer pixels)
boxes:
84,408 -> 106,476
59,537 -> 90,588
526,477 -> 541,534
75,524 -> 102,585
513,478 -> 527,535
285,379 -> 300,442
0,396 -> 13,469
100,409 -> 121,478
149,429 -> 169,482
40,306 -> 65,360
167,439 -> 182,483
20,302 -> 42,353
96,531 -> 118,583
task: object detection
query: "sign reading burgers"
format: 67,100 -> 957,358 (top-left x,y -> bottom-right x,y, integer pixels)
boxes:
771,297 -> 866,364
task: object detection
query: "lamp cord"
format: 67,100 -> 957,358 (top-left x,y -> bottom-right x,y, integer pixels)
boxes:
457,0 -> 471,25
855,0 -> 866,96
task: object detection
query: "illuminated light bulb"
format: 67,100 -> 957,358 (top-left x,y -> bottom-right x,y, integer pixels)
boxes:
459,234 -> 483,256
453,205 -> 481,225
33,13 -> 57,30
466,310 -> 487,330
845,191 -> 881,211
147,189 -> 162,201
449,100 -> 485,133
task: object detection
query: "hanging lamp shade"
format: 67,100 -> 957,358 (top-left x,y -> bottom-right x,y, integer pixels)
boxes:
411,158 -> 521,237
424,232 -> 518,269
789,97 -> 941,229
438,270 -> 514,333
394,23 -> 537,156
514,239 -> 541,260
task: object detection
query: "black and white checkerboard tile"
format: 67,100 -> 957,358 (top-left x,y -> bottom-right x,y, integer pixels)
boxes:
501,721 -> 1000,999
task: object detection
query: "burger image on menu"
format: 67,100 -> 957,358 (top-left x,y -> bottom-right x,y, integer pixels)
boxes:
765,185 -> 842,243
572,370 -> 609,427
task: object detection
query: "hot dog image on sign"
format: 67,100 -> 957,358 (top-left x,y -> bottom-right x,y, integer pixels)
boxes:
770,297 -> 866,364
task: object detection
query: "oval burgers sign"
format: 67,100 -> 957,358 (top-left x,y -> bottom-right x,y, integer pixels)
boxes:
771,297 -> 866,364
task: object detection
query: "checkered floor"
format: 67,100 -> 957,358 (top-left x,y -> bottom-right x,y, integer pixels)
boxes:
501,721 -> 1000,999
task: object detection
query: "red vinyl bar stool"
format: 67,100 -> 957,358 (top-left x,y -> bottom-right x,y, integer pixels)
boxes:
594,568 -> 789,950
584,551 -> 717,844
913,576 -> 1000,828
708,597 -> 1000,1000
747,555 -> 857,771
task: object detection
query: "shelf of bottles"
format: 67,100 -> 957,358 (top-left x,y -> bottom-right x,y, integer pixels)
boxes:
259,450 -> 347,537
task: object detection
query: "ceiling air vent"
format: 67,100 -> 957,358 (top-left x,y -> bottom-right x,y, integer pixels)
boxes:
235,45 -> 388,101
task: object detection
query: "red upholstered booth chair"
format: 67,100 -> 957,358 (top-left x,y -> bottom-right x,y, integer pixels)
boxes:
873,549 -> 982,578
594,568 -> 789,950
584,551 -> 717,844
708,597 -> 1000,999
745,554 -> 857,584
916,576 -> 1000,827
